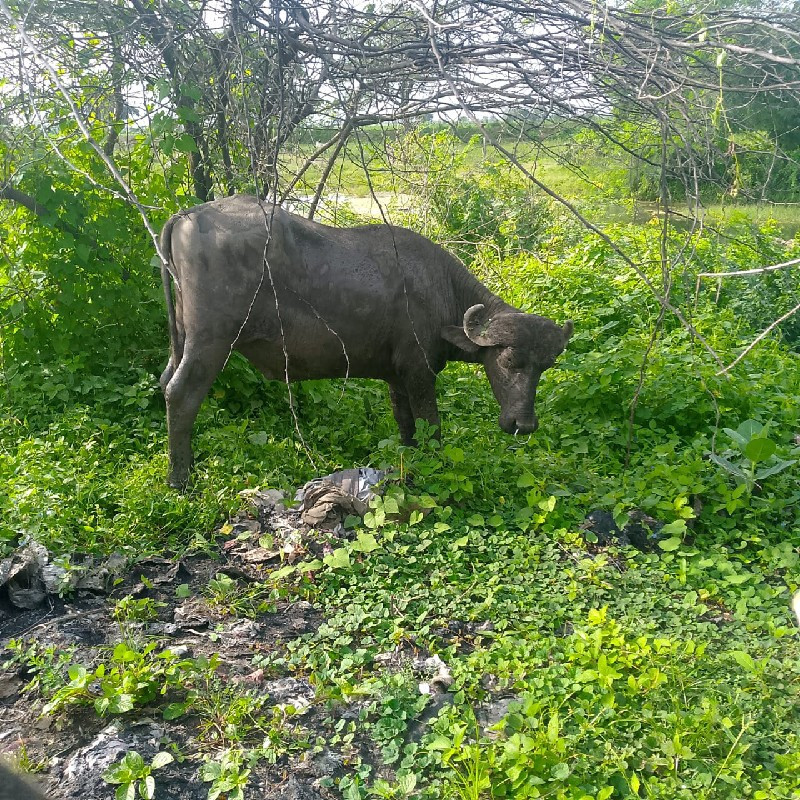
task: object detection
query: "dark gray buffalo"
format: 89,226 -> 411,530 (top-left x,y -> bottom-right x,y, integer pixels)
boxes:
160,195 -> 572,488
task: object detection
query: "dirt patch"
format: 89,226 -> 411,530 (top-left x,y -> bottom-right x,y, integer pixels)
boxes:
0,489 -> 372,800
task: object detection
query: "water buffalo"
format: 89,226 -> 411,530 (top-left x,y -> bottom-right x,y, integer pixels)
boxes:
160,195 -> 572,488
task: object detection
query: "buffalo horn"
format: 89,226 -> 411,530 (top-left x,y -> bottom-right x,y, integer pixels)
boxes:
563,320 -> 574,341
463,304 -> 496,346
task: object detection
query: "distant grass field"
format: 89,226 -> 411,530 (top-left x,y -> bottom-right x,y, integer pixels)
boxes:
281,135 -> 800,237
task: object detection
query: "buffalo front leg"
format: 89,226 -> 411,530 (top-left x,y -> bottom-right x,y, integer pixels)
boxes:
163,345 -> 228,489
159,358 -> 175,395
403,373 -> 441,443
389,383 -> 416,446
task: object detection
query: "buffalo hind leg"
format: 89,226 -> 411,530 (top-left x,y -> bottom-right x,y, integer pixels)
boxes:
164,344 -> 229,489
389,383 -> 416,446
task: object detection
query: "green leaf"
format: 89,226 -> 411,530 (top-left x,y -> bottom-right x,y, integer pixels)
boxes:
173,133 -> 198,153
383,496 -> 400,515
323,547 -> 351,570
755,459 -> 795,480
296,559 -> 323,572
724,572 -> 750,585
547,711 -> 560,742
353,533 -> 379,553
176,105 -> 201,123
163,702 -> 188,720
75,242 -> 91,264
248,431 -> 269,446
116,784 -> 135,800
108,693 -> 135,714
722,427 -> 748,448
445,445 -> 465,463
150,752 -> 174,770
730,650 -> 755,672
551,762 -> 571,780
427,735 -> 452,751
658,537 -> 682,551
736,419 -> 762,441
104,764 -> 127,784
200,761 -> 222,781
143,775 -> 155,799
397,773 -> 417,794
269,564 -> 297,581
452,535 -> 469,550
743,437 -> 776,463
175,583 -> 190,598
517,471 -> 537,488
660,519 -> 686,536
709,453 -> 748,480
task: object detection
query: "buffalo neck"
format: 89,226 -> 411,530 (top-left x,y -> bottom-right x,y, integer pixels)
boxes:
444,252 -> 516,364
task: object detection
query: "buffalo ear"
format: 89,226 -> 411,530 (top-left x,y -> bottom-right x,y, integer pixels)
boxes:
441,325 -> 482,354
563,320 -> 574,342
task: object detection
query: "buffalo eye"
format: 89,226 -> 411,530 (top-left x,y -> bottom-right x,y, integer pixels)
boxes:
498,348 -> 524,371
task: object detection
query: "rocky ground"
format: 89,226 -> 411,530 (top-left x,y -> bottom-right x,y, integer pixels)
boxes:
0,475 -> 463,800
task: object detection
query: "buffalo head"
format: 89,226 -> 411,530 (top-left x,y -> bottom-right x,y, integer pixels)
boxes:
443,304 -> 573,435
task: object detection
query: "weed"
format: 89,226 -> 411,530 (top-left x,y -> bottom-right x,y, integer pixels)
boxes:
205,572 -> 278,618
709,418 -> 797,493
6,639 -> 78,697
200,749 -> 251,800
103,750 -> 174,800
2,138 -> 799,799
43,643 -> 211,718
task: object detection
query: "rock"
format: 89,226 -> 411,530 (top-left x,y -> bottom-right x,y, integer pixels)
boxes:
73,553 -> 127,592
581,509 -> 664,552
277,775 -> 324,800
0,674 -> 20,699
172,601 -> 209,627
1,545 -> 128,609
60,722 -> 165,797
581,510 -> 619,546
1,544 -> 49,609
476,696 -> 518,734
306,749 -> 344,779
265,677 -> 314,711
61,724 -> 130,796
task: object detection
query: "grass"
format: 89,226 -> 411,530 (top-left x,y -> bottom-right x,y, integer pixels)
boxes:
281,132 -> 800,241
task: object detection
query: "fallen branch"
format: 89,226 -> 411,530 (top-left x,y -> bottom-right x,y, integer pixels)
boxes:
697,257 -> 800,281
718,298 -> 800,376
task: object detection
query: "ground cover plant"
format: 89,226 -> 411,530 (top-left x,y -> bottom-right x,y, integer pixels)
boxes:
2,151 -> 800,798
